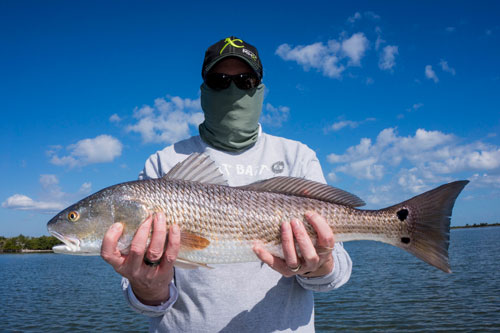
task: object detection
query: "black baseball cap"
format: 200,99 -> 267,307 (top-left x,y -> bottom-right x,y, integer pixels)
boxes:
202,36 -> 263,80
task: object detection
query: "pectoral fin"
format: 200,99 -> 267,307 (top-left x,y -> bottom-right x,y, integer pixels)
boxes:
180,231 -> 210,250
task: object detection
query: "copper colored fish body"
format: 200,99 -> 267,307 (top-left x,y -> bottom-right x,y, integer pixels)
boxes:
47,153 -> 468,273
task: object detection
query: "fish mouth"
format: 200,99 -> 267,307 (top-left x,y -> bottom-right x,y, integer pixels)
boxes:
49,231 -> 81,253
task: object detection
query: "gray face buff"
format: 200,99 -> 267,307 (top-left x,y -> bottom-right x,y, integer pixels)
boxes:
199,82 -> 264,152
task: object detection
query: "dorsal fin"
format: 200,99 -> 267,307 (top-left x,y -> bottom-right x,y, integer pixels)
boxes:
239,177 -> 365,207
163,153 -> 228,186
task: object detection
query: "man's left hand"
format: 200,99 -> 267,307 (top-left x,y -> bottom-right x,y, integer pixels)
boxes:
253,211 -> 334,278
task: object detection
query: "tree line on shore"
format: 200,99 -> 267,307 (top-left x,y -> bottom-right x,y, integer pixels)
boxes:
451,222 -> 500,229
0,235 -> 61,252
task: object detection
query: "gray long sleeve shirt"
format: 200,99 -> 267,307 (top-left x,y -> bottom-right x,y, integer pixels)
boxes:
123,129 -> 352,332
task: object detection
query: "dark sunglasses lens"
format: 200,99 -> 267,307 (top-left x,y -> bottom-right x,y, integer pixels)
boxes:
205,73 -> 231,90
233,73 -> 259,90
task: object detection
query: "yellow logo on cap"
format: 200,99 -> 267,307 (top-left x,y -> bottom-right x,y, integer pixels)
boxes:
220,37 -> 244,55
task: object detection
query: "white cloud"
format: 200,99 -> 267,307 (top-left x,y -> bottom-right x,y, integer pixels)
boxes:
364,11 -> 381,21
261,103 -> 289,127
399,103 -> 423,119
275,33 -> 370,79
275,42 -> 345,79
327,172 -> 338,182
469,173 -> 500,188
328,118 -> 375,132
2,175 -> 92,214
337,157 -> 385,180
276,13 -> 398,80
342,33 -> 369,66
49,135 -> 123,168
425,65 -> 439,83
39,174 -> 64,200
330,120 -> 360,131
379,45 -> 398,71
127,95 -> 203,144
347,12 -> 362,23
439,59 -> 456,75
404,103 -> 424,114
80,182 -> 92,192
397,168 -> 428,194
40,174 -> 58,187
109,113 -> 121,123
1,194 -> 64,213
411,103 -> 424,111
327,127 -> 500,203
347,11 -> 380,23
375,26 -> 385,51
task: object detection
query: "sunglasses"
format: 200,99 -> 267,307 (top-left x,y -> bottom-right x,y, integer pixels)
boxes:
205,72 -> 260,91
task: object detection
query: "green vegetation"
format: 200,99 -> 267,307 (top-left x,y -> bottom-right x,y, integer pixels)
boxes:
0,235 -> 61,253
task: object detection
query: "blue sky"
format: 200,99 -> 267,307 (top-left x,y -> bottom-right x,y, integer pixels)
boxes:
1,1 -> 499,236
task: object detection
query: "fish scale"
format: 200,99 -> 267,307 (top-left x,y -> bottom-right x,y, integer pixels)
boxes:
47,153 -> 468,273
118,179 -> 401,263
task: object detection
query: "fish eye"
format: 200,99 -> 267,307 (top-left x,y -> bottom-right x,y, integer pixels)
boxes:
68,211 -> 80,222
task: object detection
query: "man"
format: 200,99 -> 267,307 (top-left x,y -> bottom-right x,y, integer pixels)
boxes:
101,36 -> 352,332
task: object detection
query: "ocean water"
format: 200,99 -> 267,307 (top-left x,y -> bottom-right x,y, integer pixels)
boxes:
1,227 -> 499,332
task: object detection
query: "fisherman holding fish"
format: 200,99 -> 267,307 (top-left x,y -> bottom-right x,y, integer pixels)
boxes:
101,37 -> 352,331
47,35 -> 466,331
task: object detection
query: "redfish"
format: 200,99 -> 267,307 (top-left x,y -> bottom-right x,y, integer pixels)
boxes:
47,153 -> 468,272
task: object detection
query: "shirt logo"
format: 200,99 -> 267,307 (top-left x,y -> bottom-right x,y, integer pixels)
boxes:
271,161 -> 285,174
220,37 -> 244,55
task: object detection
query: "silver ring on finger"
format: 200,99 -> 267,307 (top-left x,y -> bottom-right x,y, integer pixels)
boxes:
288,263 -> 302,273
143,256 -> 161,267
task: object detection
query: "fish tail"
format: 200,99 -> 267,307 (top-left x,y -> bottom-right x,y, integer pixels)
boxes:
385,180 -> 469,273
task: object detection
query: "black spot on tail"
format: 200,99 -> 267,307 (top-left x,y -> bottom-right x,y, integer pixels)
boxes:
401,237 -> 411,244
397,208 -> 409,221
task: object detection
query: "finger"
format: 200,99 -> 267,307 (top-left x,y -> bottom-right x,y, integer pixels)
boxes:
291,219 -> 319,268
146,212 -> 167,262
281,221 -> 299,269
305,211 -> 335,254
127,215 -> 153,268
160,224 -> 180,271
253,242 -> 291,276
101,223 -> 126,268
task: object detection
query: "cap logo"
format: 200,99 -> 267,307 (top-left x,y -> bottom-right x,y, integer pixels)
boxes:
220,37 -> 244,55
242,48 -> 257,61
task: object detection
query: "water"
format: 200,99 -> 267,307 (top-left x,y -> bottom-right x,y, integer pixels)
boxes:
316,227 -> 500,332
1,228 -> 499,332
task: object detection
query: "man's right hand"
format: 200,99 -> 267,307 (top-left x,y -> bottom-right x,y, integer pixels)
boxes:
101,212 -> 180,306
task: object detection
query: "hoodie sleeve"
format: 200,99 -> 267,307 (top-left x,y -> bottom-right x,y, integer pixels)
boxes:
295,243 -> 352,292
121,278 -> 178,317
138,153 -> 162,180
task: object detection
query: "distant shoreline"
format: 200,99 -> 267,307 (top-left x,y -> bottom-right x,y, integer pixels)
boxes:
1,250 -> 54,254
451,223 -> 500,229
0,235 -> 60,253
21,249 -> 54,253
